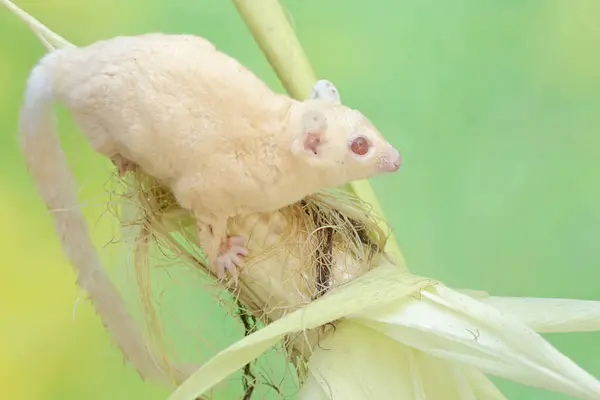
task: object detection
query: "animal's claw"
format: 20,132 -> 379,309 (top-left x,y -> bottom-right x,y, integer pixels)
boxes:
230,245 -> 249,257
111,154 -> 137,176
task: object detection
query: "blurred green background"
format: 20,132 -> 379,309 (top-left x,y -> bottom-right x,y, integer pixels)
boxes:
2,0 -> 600,399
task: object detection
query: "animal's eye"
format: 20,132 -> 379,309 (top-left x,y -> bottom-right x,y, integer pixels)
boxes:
350,136 -> 370,156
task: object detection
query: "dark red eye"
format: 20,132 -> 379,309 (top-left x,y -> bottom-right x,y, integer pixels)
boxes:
350,136 -> 370,155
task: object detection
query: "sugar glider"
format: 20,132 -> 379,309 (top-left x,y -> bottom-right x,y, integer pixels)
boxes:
17,33 -> 402,281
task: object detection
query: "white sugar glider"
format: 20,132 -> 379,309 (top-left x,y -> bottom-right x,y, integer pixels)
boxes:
18,33 -> 402,281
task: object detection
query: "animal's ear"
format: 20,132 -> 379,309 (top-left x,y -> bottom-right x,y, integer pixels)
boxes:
292,110 -> 328,157
309,79 -> 341,103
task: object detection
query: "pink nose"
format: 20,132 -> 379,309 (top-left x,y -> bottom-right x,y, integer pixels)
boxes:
381,146 -> 402,172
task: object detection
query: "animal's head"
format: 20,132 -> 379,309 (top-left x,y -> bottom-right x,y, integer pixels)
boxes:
291,80 -> 402,185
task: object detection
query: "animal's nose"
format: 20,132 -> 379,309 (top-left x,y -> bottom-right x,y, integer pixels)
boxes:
382,146 -> 402,172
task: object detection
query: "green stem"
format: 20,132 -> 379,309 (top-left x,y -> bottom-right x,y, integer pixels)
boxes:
2,0 -> 74,50
232,0 -> 406,267
232,0 -> 317,99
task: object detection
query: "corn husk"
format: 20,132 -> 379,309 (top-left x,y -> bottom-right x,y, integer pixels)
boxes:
476,295 -> 600,333
166,259 -> 600,400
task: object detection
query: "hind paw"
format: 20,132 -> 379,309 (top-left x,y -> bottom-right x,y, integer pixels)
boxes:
215,235 -> 248,283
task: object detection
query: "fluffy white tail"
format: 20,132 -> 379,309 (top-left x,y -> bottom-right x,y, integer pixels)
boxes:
7,0 -> 201,386
18,53 -> 183,385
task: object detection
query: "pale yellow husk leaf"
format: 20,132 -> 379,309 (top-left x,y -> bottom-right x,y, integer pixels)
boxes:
299,319 -> 508,400
478,296 -> 600,333
350,285 -> 600,399
167,264 -> 435,400
168,264 -> 600,400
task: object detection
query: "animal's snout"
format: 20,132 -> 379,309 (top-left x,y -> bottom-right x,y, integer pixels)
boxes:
380,146 -> 402,172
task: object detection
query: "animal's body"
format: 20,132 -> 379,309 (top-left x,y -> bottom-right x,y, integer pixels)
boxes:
18,33 -> 401,281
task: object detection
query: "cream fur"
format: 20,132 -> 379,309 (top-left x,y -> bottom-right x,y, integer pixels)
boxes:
19,32 -> 401,276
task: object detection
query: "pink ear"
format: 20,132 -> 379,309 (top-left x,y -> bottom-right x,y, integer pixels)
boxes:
304,131 -> 322,154
300,111 -> 327,155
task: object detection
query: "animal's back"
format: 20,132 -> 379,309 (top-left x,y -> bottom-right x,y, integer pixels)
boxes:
47,33 -> 290,183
